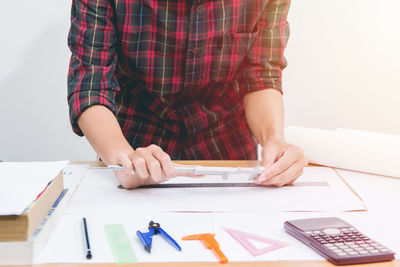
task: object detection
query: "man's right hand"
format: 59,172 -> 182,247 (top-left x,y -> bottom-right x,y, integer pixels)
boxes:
113,144 -> 200,189
77,106 -> 198,188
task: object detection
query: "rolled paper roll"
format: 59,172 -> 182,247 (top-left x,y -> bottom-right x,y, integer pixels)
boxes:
285,126 -> 400,178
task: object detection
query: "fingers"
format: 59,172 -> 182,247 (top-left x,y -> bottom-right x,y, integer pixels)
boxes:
133,147 -> 163,182
261,144 -> 282,169
116,144 -> 175,188
128,152 -> 150,179
259,161 -> 305,187
255,146 -> 299,184
115,153 -> 135,175
256,142 -> 308,186
150,145 -> 175,179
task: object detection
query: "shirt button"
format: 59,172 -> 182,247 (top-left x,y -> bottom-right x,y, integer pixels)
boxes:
192,46 -> 200,55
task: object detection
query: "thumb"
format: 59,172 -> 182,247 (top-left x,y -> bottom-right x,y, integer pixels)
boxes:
116,153 -> 135,175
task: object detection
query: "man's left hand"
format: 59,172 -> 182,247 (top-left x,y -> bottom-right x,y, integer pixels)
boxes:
254,139 -> 308,186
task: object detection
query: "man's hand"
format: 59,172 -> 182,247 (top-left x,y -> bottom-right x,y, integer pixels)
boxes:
113,144 -> 201,189
254,139 -> 308,186
77,106 -> 201,189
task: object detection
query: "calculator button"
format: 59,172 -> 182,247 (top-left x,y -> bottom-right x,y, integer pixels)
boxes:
324,244 -> 334,248
337,252 -> 348,256
348,252 -> 358,255
369,249 -> 379,253
359,251 -> 369,255
323,228 -> 341,235
305,231 -> 313,235
379,249 -> 390,252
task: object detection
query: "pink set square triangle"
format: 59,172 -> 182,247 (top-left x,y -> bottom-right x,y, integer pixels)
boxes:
222,227 -> 288,256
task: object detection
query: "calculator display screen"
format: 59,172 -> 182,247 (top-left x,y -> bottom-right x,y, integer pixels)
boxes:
289,217 -> 351,231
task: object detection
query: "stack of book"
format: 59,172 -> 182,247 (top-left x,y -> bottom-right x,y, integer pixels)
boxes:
0,161 -> 69,265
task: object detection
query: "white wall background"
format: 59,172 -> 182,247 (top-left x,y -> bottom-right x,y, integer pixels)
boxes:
0,0 -> 399,161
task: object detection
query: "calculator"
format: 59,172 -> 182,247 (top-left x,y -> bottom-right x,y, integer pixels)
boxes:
284,217 -> 395,265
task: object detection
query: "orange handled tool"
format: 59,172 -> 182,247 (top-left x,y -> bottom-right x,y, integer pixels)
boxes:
182,233 -> 228,263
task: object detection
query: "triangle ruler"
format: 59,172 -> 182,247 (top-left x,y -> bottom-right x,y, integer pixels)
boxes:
222,227 -> 288,256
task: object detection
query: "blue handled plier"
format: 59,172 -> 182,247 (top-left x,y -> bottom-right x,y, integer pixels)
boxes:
137,221 -> 182,253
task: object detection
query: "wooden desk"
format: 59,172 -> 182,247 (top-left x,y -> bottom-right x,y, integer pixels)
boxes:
22,161 -> 400,267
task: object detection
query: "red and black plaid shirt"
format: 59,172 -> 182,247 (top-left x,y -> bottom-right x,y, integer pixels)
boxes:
68,0 -> 290,160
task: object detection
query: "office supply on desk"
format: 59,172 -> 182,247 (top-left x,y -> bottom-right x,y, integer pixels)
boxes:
0,189 -> 69,265
92,165 -> 264,180
0,161 -> 68,241
122,181 -> 329,189
286,126 -> 400,178
284,217 -> 395,265
222,227 -> 288,256
32,208 -> 400,264
0,161 -> 69,216
104,224 -> 138,263
81,218 -> 92,259
69,167 -> 364,213
137,221 -> 181,253
182,233 -> 228,263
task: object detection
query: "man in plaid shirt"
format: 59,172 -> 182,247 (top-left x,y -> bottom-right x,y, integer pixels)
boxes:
68,0 -> 307,188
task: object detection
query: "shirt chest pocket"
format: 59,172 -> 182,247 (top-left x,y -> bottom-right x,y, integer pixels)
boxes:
197,27 -> 259,85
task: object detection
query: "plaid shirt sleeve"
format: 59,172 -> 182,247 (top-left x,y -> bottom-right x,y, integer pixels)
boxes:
67,0 -> 119,136
237,0 -> 290,96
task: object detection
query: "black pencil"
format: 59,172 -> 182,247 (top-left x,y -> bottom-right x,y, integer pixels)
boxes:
81,217 -> 92,259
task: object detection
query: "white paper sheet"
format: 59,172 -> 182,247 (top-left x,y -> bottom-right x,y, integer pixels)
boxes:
336,169 -> 400,211
67,167 -> 364,214
0,161 -> 69,215
62,164 -> 90,201
37,211 -> 400,263
285,126 -> 400,178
